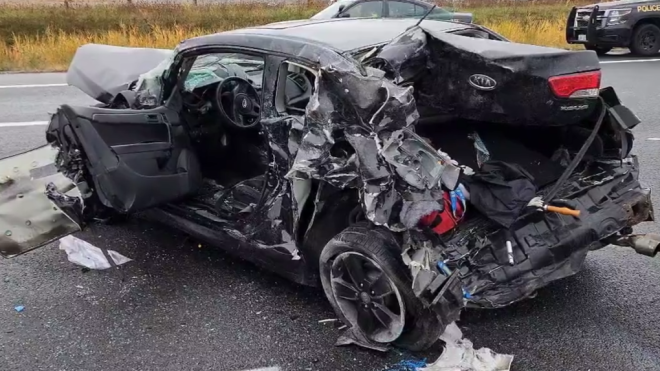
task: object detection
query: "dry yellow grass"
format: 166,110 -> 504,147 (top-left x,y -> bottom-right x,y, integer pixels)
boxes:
483,19 -> 575,48
0,19 -> 575,71
0,1 -> 582,71
0,26 -> 206,71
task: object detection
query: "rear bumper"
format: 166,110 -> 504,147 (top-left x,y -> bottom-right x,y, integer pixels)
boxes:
425,156 -> 654,314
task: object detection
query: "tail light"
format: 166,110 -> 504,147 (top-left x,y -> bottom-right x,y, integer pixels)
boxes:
548,71 -> 601,99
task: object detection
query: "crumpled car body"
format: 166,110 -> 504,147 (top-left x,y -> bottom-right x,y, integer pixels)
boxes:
0,18 -> 656,351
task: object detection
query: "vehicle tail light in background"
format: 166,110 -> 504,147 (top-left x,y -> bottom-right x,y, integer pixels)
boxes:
548,71 -> 601,99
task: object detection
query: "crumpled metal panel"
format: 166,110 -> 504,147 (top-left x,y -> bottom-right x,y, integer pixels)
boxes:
285,51 -> 460,231
362,27 -> 430,85
0,145 -> 81,258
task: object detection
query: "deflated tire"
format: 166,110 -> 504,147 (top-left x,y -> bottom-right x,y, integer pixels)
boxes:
319,222 -> 444,351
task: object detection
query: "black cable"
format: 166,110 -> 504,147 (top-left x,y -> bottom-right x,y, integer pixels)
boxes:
544,97 -> 607,202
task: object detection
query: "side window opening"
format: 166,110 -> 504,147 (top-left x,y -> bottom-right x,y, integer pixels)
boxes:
342,1 -> 384,18
388,1 -> 418,17
274,61 -> 318,116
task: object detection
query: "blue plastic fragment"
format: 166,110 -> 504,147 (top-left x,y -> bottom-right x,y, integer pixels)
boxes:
383,358 -> 427,371
436,262 -> 473,300
14,305 -> 24,313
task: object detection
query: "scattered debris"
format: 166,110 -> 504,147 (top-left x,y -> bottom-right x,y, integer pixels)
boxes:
336,326 -> 389,352
469,132 -> 490,169
318,318 -> 338,324
527,196 -> 581,217
14,305 -> 24,313
421,322 -> 514,371
58,235 -> 132,270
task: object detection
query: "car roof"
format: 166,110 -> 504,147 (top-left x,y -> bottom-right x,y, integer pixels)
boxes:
182,18 -> 472,53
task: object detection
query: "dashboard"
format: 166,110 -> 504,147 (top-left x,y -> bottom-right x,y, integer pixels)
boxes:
180,69 -> 313,140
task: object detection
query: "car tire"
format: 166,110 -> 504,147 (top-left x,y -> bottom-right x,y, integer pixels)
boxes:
630,23 -> 660,56
319,222 -> 443,351
584,44 -> 612,55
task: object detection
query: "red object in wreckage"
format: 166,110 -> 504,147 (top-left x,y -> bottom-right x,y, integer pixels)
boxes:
419,192 -> 465,235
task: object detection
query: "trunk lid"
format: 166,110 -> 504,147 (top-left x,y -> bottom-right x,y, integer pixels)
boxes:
417,28 -> 602,126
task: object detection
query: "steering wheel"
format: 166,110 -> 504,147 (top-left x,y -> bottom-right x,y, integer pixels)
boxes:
215,77 -> 262,129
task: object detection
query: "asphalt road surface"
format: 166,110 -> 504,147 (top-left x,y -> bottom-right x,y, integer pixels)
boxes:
2,54 -> 660,371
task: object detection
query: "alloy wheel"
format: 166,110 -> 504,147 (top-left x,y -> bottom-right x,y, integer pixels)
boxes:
329,252 -> 405,343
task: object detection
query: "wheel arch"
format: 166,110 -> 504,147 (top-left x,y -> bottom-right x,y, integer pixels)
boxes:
295,181 -> 362,272
631,16 -> 660,34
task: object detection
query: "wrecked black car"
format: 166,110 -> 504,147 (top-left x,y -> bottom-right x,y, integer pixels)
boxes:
0,17 -> 656,352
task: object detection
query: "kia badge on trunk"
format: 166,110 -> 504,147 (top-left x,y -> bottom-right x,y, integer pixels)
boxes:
468,74 -> 497,91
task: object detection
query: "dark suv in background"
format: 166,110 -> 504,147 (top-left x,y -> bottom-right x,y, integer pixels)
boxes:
566,0 -> 660,56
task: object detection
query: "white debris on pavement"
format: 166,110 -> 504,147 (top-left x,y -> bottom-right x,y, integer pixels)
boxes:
421,322 -> 514,371
58,235 -> 132,270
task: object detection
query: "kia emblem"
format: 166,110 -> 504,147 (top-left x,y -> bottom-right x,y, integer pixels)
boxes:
468,74 -> 497,91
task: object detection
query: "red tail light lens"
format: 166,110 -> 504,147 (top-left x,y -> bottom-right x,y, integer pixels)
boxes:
548,71 -> 601,99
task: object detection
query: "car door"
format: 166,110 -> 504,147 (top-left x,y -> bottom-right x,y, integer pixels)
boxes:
1,72 -> 203,258
47,103 -> 202,214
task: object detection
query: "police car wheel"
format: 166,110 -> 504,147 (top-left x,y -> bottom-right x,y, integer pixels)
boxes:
319,222 -> 444,351
584,44 -> 612,56
630,23 -> 660,56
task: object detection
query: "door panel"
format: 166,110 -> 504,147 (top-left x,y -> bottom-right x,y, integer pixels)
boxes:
0,145 -> 82,258
49,104 -> 203,214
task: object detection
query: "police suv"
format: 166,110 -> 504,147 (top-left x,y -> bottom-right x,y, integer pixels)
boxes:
567,0 -> 660,56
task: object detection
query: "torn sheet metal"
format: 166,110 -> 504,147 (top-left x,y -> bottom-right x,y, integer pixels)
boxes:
285,44 -> 460,231
0,145 -> 82,258
421,322 -> 514,371
67,44 -> 172,104
58,235 -> 132,270
363,26 -> 430,85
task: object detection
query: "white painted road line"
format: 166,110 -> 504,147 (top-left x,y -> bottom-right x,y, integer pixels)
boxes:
0,83 -> 67,89
0,121 -> 49,128
238,367 -> 281,371
600,58 -> 660,64
647,138 -> 660,141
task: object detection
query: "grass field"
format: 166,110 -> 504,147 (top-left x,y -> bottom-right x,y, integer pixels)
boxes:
0,0 -> 592,71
